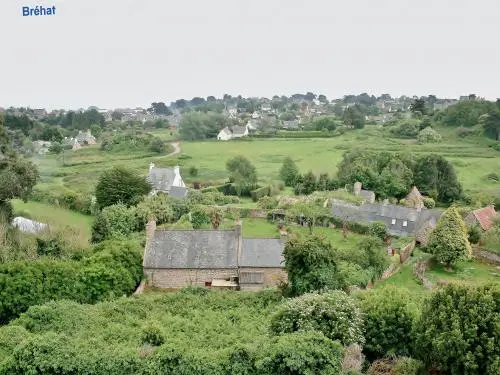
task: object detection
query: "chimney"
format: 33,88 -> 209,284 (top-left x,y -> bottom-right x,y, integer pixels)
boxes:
353,182 -> 362,196
235,217 -> 242,266
149,162 -> 155,171
146,220 -> 156,245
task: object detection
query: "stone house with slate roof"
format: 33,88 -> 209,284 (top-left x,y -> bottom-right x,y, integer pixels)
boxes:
147,163 -> 187,197
331,200 -> 442,244
142,220 -> 286,290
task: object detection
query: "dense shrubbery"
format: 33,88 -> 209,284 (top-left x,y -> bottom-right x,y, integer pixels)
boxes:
356,288 -> 417,361
91,203 -> 139,243
250,186 -> 271,202
414,283 -> 500,374
29,187 -> 96,215
269,291 -> 364,346
0,238 -> 143,324
99,130 -> 173,154
417,127 -> 442,144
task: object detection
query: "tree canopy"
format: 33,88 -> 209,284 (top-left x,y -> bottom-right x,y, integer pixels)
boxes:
226,156 -> 258,195
426,206 -> 472,269
95,166 -> 151,209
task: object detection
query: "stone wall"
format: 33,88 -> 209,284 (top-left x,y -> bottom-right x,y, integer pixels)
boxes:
239,267 -> 288,291
399,240 -> 416,264
144,268 -> 238,289
473,248 -> 500,265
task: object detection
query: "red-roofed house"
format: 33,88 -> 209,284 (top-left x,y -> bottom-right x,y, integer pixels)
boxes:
464,205 -> 497,231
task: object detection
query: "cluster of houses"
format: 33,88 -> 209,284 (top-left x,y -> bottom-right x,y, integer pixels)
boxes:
142,177 -> 498,291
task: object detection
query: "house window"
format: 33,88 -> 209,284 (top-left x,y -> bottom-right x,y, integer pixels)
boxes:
403,221 -> 408,227
391,219 -> 396,225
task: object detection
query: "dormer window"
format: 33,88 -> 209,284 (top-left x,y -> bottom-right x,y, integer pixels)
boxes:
391,219 -> 396,225
403,221 -> 408,227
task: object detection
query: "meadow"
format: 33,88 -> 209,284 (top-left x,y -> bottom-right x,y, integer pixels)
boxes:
31,126 -> 500,199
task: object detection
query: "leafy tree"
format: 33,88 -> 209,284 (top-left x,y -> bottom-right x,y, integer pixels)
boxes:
135,194 -> 174,227
111,111 -> 123,121
313,116 -> 337,131
343,105 -> 365,129
257,331 -> 344,375
417,127 -> 442,144
414,284 -> 500,375
282,234 -> 338,295
40,125 -> 64,142
179,111 -> 232,140
0,115 -> 39,216
190,205 -> 210,229
468,225 -> 481,244
226,156 -> 257,195
90,124 -> 102,139
410,98 -> 427,116
48,142 -> 63,154
441,100 -> 495,128
481,109 -> 500,140
377,159 -> 413,199
279,157 -> 300,187
150,137 -> 166,153
426,206 -> 472,269
269,291 -> 364,346
91,203 -> 138,243
287,202 -> 329,234
148,102 -> 172,115
95,167 -> 151,209
357,287 -> 417,361
413,154 -> 462,203
3,114 -> 35,136
295,171 -> 317,195
188,166 -> 198,177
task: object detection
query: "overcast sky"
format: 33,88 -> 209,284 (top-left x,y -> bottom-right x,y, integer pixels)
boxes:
1,0 -> 499,109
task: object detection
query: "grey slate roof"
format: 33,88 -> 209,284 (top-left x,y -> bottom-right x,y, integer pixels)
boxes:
331,201 -> 443,237
144,229 -> 239,269
169,186 -> 188,198
359,190 -> 375,202
240,238 -> 285,267
147,168 -> 175,192
232,125 -> 247,135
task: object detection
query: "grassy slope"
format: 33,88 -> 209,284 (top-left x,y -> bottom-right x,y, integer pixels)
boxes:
12,199 -> 93,241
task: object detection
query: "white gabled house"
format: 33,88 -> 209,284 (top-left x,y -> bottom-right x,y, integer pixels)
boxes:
217,127 -> 233,141
147,163 -> 188,198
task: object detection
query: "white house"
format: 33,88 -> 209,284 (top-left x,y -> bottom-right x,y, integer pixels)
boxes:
231,125 -> 249,138
217,127 -> 233,141
147,163 -> 187,197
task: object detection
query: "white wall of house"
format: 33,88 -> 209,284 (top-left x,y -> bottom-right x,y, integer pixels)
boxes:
217,130 -> 232,141
172,166 -> 186,187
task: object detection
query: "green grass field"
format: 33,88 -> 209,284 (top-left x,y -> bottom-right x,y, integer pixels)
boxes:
31,126 -> 500,198
12,200 -> 93,241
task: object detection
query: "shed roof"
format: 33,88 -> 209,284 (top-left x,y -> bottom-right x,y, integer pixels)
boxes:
232,125 -> 247,135
143,229 -> 239,269
471,206 -> 497,231
240,238 -> 285,268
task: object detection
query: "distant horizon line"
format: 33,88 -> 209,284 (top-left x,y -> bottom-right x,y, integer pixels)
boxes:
1,92 -> 497,111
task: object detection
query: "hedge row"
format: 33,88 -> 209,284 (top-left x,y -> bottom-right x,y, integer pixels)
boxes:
30,187 -> 96,216
251,131 -> 338,139
0,239 -> 143,324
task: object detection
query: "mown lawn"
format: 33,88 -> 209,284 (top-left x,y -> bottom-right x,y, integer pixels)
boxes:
12,200 -> 93,241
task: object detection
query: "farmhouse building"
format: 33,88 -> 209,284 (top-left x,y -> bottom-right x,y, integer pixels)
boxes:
75,130 -> 97,145
216,125 -> 249,140
465,205 -> 497,231
217,127 -> 233,141
147,163 -> 187,197
142,220 -> 286,290
331,200 -> 442,244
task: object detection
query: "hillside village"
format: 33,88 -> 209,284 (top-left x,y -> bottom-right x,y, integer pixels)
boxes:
1,92 -> 500,374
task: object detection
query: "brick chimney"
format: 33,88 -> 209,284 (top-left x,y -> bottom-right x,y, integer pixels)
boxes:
353,182 -> 362,196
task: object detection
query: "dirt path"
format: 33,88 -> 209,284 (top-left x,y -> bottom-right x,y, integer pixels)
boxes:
167,142 -> 181,157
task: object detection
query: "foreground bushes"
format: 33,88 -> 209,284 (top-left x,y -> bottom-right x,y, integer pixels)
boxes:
0,238 -> 143,324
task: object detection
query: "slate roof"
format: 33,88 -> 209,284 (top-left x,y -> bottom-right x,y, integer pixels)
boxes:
359,190 -> 375,202
169,186 -> 188,199
219,127 -> 232,136
240,238 -> 285,268
143,229 -> 239,269
331,201 -> 443,237
147,168 -> 175,192
232,125 -> 247,135
470,206 -> 497,231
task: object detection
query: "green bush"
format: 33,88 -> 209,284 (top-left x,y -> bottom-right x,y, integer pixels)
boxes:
0,238 -> 142,324
414,283 -> 500,374
422,197 -> 435,208
257,196 -> 278,209
91,203 -> 138,243
269,291 -> 364,346
190,206 -> 210,229
141,322 -> 165,346
135,195 -> 174,227
357,288 -> 417,361
250,186 -> 271,202
257,331 -> 344,375
368,221 -> 388,240
417,127 -> 442,144
392,357 -> 425,375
